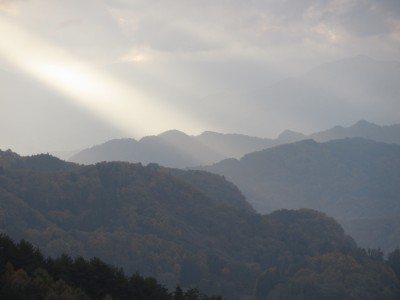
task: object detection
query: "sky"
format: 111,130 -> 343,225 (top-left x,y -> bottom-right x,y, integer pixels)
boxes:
0,0 -> 399,155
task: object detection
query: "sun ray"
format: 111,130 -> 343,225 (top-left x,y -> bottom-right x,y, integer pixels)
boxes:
0,17 -> 204,138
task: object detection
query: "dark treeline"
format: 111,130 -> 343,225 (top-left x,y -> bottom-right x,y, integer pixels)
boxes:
0,234 -> 223,300
2,235 -> 400,300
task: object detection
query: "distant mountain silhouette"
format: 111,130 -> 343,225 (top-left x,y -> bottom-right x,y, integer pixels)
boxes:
276,129 -> 307,144
202,138 -> 400,252
69,120 -> 400,168
310,120 -> 400,144
69,130 -> 277,167
67,55 -> 400,167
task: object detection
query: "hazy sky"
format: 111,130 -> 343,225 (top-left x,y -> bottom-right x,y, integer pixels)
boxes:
0,0 -> 399,155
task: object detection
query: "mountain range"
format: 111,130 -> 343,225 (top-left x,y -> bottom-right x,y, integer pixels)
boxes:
67,120 -> 400,253
69,120 -> 400,168
2,55 -> 399,157
201,138 -> 400,252
68,130 -> 277,167
1,150 -> 399,299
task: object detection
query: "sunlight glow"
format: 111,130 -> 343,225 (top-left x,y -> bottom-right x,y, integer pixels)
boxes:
34,63 -> 100,97
120,49 -> 149,63
0,17 -> 203,138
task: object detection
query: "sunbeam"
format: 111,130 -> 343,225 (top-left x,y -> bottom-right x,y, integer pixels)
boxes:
0,17 -> 204,138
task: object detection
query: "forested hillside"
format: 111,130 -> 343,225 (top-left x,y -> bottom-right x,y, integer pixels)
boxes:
0,234 -> 221,300
202,138 -> 400,252
0,150 -> 399,299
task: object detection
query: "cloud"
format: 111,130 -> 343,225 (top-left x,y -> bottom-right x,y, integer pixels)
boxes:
320,1 -> 397,37
119,47 -> 151,63
4,0 -> 398,65
1,0 -> 399,154
0,0 -> 26,15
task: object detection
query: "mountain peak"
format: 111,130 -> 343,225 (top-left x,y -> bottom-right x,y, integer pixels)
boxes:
277,130 -> 306,143
157,129 -> 190,139
351,120 -> 378,129
198,131 -> 220,138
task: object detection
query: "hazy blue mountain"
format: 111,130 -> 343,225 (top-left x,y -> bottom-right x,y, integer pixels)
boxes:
310,120 -> 400,144
3,56 -> 399,157
67,55 -> 400,168
279,119 -> 400,145
202,138 -> 400,252
3,150 -> 399,299
276,129 -> 307,144
69,119 -> 400,168
69,130 -> 277,167
196,131 -> 277,159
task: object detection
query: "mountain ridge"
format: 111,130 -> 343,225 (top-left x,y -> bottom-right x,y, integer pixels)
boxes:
69,120 -> 400,168
201,137 -> 400,252
1,149 -> 399,299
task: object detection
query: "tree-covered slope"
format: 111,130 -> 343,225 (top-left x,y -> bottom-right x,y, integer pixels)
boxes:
0,149 -> 77,172
0,234 -> 221,300
0,150 -> 399,299
202,138 -> 400,252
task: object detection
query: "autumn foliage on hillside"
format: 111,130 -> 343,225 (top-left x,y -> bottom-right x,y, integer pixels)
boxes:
0,150 -> 399,299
